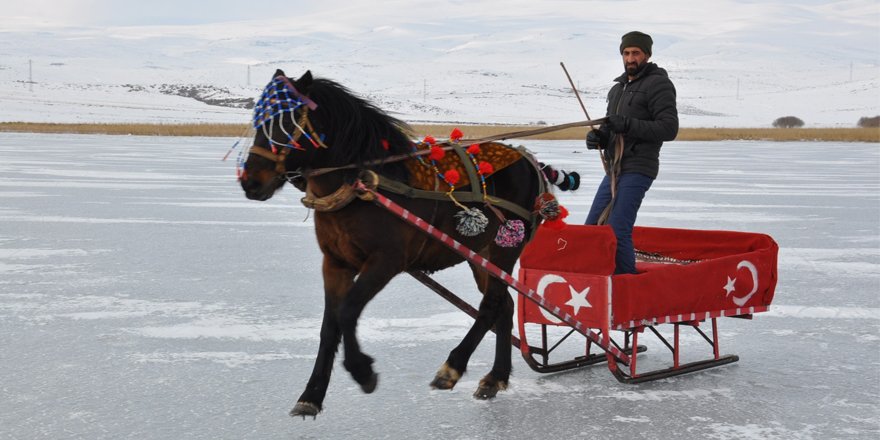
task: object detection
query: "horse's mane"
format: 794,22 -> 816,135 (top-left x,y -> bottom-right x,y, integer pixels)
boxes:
308,78 -> 414,179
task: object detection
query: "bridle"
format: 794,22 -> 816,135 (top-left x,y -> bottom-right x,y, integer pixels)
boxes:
241,75 -> 327,184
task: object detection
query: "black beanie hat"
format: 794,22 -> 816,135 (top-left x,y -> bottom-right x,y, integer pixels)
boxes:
620,31 -> 653,56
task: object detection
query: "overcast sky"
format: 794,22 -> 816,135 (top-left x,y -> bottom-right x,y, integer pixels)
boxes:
4,0 -> 877,30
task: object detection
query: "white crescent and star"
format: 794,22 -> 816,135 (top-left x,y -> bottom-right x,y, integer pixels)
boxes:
536,274 -> 592,322
722,260 -> 760,306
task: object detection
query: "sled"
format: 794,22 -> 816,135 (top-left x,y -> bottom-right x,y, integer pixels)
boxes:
364,180 -> 778,384
516,225 -> 778,383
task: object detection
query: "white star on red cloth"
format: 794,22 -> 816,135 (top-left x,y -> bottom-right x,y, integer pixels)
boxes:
565,285 -> 591,315
723,276 -> 737,296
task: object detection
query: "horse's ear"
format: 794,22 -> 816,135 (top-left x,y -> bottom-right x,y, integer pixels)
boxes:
297,70 -> 313,89
273,69 -> 286,79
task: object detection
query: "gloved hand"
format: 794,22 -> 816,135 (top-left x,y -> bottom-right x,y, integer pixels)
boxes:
606,114 -> 629,133
586,129 -> 605,150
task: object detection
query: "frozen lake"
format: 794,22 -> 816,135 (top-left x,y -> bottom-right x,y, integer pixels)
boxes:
1,132 -> 878,439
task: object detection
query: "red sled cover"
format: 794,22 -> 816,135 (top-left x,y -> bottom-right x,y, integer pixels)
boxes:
518,225 -> 778,330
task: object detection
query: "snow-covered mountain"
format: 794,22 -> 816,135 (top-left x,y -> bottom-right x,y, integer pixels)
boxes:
1,0 -> 878,127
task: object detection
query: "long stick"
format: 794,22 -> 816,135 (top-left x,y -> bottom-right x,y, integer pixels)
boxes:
561,61 -> 608,175
560,62 -> 591,120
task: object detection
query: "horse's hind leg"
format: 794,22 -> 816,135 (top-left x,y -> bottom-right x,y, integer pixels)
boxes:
430,259 -> 509,393
430,252 -> 516,399
474,281 -> 513,399
290,258 -> 354,418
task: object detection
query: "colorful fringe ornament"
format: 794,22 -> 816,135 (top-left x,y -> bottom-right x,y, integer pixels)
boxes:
495,219 -> 525,247
534,193 -> 569,230
534,192 -> 560,219
542,205 -> 569,230
455,207 -> 489,236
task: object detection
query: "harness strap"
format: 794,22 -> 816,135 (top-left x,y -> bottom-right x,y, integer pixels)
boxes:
596,134 -> 624,225
451,143 -> 482,195
248,145 -> 289,174
301,184 -> 358,212
374,175 -> 534,222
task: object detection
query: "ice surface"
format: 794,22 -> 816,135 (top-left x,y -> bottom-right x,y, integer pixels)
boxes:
0,133 -> 878,439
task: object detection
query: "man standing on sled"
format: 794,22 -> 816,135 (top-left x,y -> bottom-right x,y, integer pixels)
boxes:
585,31 -> 679,274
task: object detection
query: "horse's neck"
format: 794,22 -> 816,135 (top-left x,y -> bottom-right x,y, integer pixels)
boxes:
306,170 -> 351,197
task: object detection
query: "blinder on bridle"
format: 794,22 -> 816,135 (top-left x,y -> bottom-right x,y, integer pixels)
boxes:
239,75 -> 324,188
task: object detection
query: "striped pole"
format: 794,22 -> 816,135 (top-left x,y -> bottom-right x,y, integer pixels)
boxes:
358,182 -> 630,365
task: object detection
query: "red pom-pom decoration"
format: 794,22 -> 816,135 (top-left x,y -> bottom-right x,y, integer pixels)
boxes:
423,135 -> 436,145
429,145 -> 445,161
478,161 -> 494,175
444,169 -> 460,186
381,139 -> 390,150
542,218 -> 567,230
541,205 -> 569,230
557,205 -> 570,220
467,143 -> 481,155
450,128 -> 464,142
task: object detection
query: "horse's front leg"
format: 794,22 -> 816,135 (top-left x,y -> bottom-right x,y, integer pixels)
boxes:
290,258 -> 354,419
337,255 -> 400,394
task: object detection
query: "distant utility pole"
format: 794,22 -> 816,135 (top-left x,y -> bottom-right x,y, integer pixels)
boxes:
247,65 -> 251,86
28,59 -> 33,92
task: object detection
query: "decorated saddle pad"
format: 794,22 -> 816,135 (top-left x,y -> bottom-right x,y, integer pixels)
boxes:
404,142 -> 524,191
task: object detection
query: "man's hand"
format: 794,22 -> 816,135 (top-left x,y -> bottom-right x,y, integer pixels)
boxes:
606,114 -> 630,133
586,129 -> 605,150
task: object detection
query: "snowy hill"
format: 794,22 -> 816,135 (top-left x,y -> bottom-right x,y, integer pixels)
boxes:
1,0 -> 878,127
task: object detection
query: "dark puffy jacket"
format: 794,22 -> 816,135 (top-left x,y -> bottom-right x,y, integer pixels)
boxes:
598,62 -> 678,179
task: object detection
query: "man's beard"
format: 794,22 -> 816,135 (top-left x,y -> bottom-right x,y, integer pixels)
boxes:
625,61 -> 647,76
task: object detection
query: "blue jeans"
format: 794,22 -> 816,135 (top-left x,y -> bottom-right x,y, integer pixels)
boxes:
585,173 -> 654,274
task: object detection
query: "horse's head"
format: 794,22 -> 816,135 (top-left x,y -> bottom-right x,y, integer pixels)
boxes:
240,69 -> 321,201
240,69 -> 414,201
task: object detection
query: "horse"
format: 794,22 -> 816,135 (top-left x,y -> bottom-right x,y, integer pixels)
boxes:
239,69 -> 556,418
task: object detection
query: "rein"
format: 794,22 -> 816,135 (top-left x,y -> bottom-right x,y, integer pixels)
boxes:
303,117 -> 607,178
247,76 -> 600,220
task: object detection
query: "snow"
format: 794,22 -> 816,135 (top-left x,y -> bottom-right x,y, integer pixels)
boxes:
0,132 -> 877,439
0,0 -> 878,127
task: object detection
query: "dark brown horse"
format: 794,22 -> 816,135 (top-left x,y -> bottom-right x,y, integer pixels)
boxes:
240,70 -> 551,418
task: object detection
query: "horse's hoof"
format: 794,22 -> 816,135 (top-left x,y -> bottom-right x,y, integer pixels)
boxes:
290,401 -> 320,419
473,378 -> 507,400
430,363 -> 461,390
360,373 -> 378,394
